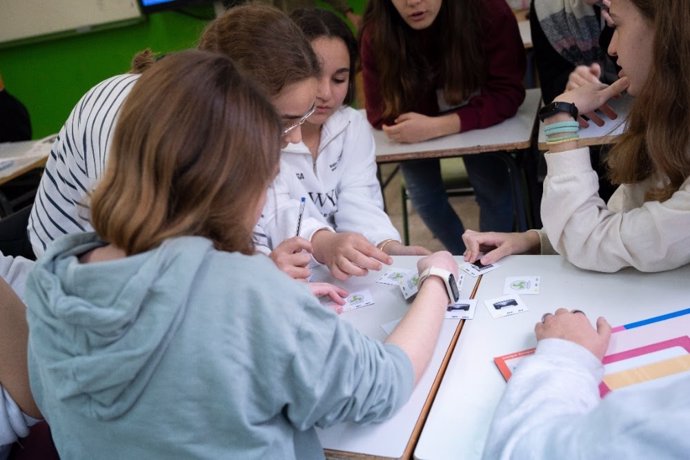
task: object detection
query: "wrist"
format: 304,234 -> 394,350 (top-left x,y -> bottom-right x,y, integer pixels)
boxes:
311,228 -> 334,263
419,267 -> 459,303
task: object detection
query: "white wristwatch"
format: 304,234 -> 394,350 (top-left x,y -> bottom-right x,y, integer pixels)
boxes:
419,267 -> 459,303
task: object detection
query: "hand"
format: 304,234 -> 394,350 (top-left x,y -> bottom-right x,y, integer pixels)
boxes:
536,308 -> 611,361
417,250 -> 458,279
565,64 -> 618,127
600,0 -> 614,28
308,282 -> 348,313
382,112 -> 459,143
312,230 -> 393,280
552,77 -> 630,124
270,237 -> 312,280
462,230 -> 540,265
382,240 -> 432,256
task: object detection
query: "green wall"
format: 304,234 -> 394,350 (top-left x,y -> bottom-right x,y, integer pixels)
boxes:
0,1 -> 367,139
0,11 -> 208,138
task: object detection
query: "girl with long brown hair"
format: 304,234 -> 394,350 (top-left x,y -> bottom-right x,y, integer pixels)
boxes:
464,0 -> 690,273
360,0 -> 526,255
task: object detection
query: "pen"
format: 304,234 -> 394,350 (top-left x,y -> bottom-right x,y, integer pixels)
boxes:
295,196 -> 306,237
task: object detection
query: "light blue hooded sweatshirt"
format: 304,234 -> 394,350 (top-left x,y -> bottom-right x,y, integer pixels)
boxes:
26,233 -> 413,459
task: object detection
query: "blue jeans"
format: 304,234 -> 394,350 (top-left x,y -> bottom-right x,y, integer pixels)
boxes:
401,154 -> 514,254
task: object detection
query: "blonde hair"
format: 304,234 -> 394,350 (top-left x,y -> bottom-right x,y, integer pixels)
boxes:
90,50 -> 281,255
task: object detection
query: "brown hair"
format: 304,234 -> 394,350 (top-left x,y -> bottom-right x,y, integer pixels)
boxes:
607,0 -> 690,201
90,50 -> 281,255
290,8 -> 358,106
198,3 -> 320,98
361,0 -> 484,119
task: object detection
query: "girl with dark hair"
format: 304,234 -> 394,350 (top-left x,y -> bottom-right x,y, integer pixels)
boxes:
360,0 -> 527,255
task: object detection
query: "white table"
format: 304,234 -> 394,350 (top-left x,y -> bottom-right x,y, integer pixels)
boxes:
0,135 -> 54,185
373,89 -> 541,164
537,94 -> 632,150
415,255 -> 690,460
313,257 -> 479,459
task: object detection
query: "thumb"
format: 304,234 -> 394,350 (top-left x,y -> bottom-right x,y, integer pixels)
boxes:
596,316 -> 612,341
589,63 -> 602,79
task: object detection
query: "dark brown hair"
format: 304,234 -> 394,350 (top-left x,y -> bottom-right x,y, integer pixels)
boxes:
608,0 -> 690,201
91,50 -> 282,255
361,0 -> 484,119
290,8 -> 358,105
198,3 -> 320,98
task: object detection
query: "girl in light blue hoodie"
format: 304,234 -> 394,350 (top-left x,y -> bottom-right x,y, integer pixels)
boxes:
25,50 -> 457,459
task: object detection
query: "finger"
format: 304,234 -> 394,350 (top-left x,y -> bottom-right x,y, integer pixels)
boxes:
534,321 -> 544,338
571,309 -> 586,316
596,316 -> 612,340
591,64 -> 601,79
325,288 -> 347,305
578,116 -> 590,129
394,113 -> 412,123
281,237 -> 313,254
479,245 -> 512,266
604,77 -> 630,98
286,265 -> 311,280
328,263 -> 350,281
357,243 -> 393,266
541,312 -> 553,323
337,256 -> 369,278
554,307 -> 570,316
285,252 -> 312,267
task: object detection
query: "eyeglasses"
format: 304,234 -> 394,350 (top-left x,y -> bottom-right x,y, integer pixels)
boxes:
282,104 -> 316,135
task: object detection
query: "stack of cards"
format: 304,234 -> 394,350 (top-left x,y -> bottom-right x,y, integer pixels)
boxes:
377,268 -> 419,299
326,289 -> 375,313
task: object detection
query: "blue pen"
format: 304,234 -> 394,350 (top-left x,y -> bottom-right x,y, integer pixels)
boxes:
295,197 -> 306,237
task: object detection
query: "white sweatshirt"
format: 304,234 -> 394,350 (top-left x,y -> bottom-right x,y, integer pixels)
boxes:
483,338 -> 690,459
539,147 -> 690,272
254,106 -> 399,253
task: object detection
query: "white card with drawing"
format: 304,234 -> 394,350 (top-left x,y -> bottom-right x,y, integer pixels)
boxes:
503,276 -> 541,295
484,294 -> 528,319
445,299 -> 477,320
461,261 -> 500,277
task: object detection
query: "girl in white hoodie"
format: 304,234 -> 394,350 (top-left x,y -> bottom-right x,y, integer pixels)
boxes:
257,8 -> 430,281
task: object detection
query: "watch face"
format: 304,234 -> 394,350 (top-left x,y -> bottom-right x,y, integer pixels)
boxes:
448,273 -> 460,302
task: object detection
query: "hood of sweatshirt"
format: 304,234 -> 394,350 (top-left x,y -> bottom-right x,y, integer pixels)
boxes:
26,232 -> 212,421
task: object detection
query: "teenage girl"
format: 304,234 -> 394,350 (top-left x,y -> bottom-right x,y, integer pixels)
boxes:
258,7 -> 430,282
25,49 -> 458,459
360,0 -> 527,254
464,0 -> 690,273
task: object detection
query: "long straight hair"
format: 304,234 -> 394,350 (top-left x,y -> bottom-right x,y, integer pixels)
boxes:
361,0 -> 484,119
608,0 -> 690,201
90,51 -> 281,255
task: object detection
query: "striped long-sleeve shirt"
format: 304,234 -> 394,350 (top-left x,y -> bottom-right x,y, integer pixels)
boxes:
28,74 -> 139,256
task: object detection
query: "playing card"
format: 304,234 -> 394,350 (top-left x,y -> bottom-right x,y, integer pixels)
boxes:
484,294 -> 528,319
503,276 -> 541,295
445,299 -> 477,320
461,261 -> 500,277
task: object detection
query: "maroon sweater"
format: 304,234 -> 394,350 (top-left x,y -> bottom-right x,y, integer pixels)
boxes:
361,0 -> 526,133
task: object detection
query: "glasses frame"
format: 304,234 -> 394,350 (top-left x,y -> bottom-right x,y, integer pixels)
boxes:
282,104 -> 317,135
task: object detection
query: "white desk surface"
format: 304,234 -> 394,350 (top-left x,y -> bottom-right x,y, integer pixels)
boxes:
415,255 -> 690,460
373,89 -> 541,164
313,257 -> 479,459
0,135 -> 54,185
537,94 -> 632,150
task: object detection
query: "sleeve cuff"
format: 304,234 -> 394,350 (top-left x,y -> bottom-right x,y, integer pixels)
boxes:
535,338 -> 605,381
